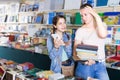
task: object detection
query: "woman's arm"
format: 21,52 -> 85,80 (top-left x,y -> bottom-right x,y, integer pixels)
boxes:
73,28 -> 83,57
95,15 -> 108,38
87,6 -> 108,38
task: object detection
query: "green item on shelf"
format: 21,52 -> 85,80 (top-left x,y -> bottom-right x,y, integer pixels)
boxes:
26,68 -> 42,76
74,12 -> 82,25
98,12 -> 104,17
98,12 -> 104,20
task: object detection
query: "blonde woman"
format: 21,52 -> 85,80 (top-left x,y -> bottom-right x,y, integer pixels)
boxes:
73,3 -> 109,80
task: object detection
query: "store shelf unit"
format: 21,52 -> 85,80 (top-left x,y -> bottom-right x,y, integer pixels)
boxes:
95,6 -> 120,12
0,1 -> 120,80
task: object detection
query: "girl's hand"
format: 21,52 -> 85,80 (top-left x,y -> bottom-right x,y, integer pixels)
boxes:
64,40 -> 71,46
54,38 -> 65,49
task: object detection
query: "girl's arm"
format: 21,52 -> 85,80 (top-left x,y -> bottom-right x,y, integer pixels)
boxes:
47,36 -> 61,59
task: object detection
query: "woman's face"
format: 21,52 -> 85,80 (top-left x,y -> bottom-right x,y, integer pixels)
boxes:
55,18 -> 66,32
80,8 -> 93,24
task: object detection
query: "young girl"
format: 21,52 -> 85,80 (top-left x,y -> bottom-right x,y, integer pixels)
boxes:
73,3 -> 109,80
47,15 -> 73,73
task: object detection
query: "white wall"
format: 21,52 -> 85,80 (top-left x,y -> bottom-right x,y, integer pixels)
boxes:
0,0 -> 21,4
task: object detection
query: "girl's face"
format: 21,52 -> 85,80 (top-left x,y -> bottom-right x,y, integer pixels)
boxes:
54,18 -> 66,33
80,8 -> 93,24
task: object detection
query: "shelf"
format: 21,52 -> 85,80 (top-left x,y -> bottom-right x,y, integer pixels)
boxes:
0,31 -> 27,34
17,6 -> 120,14
1,23 -> 120,26
107,25 -> 120,27
0,3 -> 120,54
95,6 -> 120,13
0,22 -> 82,27
106,63 -> 120,70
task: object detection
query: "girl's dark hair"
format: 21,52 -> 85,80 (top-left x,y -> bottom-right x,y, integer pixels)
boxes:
52,15 -> 66,34
52,15 -> 70,40
80,3 -> 93,9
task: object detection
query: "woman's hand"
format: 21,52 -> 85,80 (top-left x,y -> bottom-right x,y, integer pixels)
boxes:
85,6 -> 99,18
84,59 -> 96,65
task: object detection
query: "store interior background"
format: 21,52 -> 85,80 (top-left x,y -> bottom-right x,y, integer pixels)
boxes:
0,0 -> 120,80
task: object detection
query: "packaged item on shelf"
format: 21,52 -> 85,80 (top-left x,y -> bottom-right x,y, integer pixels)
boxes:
113,27 -> 120,45
106,58 -> 116,63
0,59 -> 8,65
23,62 -> 34,70
64,0 -> 81,10
48,12 -> 56,24
106,45 -> 120,63
0,66 -> 6,80
36,70 -> 53,78
48,73 -> 64,80
33,3 -> 39,11
74,12 -> 82,25
103,12 -> 120,25
17,62 -> 34,71
5,60 -> 14,65
5,70 -> 21,80
15,71 -> 37,80
26,68 -> 41,76
15,42 -> 21,49
105,44 -> 117,58
105,26 -> 113,44
32,37 -> 39,45
19,3 -> 26,12
116,45 -> 120,56
111,61 -> 120,67
65,13 -> 72,24
37,78 -> 48,80
107,0 -> 120,6
35,13 -> 43,23
96,0 -> 108,7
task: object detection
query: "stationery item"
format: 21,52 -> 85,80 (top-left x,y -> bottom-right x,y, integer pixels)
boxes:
86,0 -> 95,7
51,34 -> 60,39
105,44 -> 117,58
32,37 -> 39,45
103,12 -> 120,25
49,73 -> 64,80
17,62 -> 34,71
74,12 -> 82,25
105,26 -> 113,44
96,0 -> 108,6
76,44 -> 98,60
107,0 -> 120,6
36,70 -> 53,78
15,42 -> 21,49
26,68 -> 40,76
65,13 -> 72,24
5,60 -> 14,65
111,61 -> 120,67
64,0 -> 81,10
48,12 -> 56,24
35,13 -> 43,23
